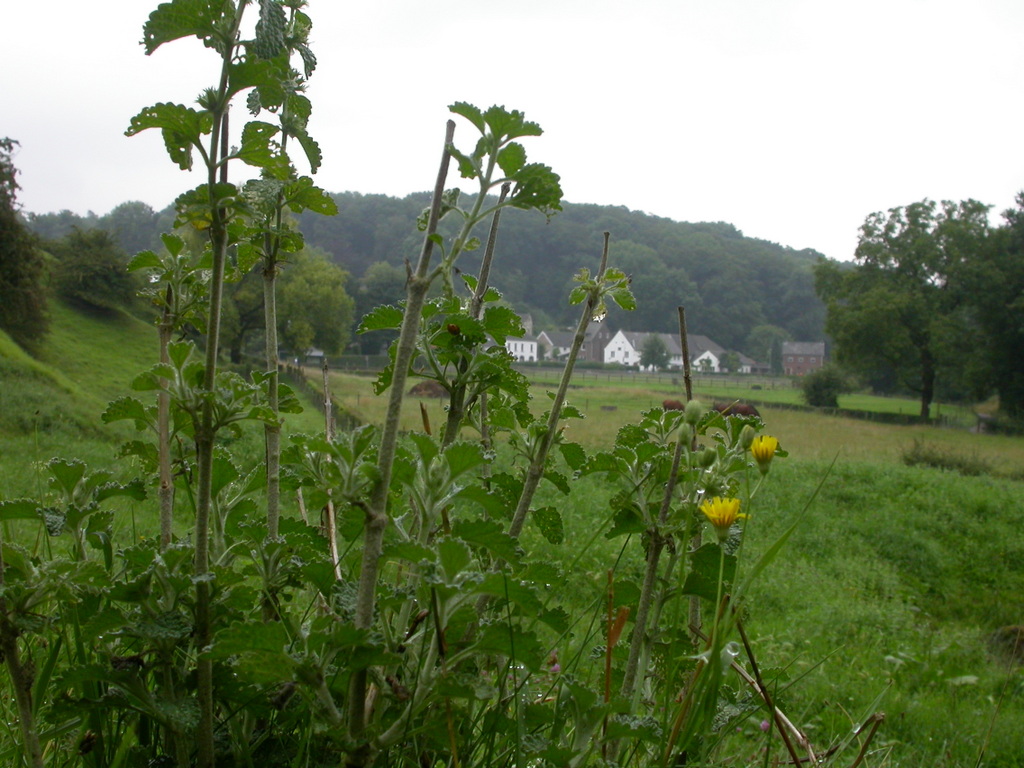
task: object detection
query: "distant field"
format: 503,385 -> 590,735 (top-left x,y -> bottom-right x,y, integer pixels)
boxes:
326,369 -> 1024,475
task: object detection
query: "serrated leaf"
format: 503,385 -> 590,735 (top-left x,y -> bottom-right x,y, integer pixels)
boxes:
532,506 -> 564,545
438,538 -> 472,582
482,305 -> 524,345
102,397 -> 153,429
444,441 -> 486,479
0,500 -> 40,521
142,0 -> 232,55
293,127 -> 324,174
235,120 -> 281,169
449,101 -> 485,133
358,304 -> 404,333
254,0 -> 287,59
558,442 -> 588,471
497,142 -> 527,176
126,103 -> 212,170
453,519 -> 521,563
605,503 -> 646,539
284,177 -> 336,214
127,250 -> 163,271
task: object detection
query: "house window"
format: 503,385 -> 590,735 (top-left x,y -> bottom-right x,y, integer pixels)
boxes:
810,357 -> 817,363
787,356 -> 794,363
798,357 -> 804,363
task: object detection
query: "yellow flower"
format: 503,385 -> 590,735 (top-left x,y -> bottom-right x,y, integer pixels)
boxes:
700,496 -> 746,541
751,435 -> 779,474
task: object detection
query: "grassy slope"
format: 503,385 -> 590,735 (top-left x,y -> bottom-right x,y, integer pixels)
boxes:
0,300 -> 326,501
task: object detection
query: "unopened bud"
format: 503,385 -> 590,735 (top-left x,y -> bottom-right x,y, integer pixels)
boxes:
739,425 -> 756,450
684,399 -> 707,426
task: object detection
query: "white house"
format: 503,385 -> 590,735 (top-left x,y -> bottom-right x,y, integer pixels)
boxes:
505,338 -> 538,362
604,331 -> 727,372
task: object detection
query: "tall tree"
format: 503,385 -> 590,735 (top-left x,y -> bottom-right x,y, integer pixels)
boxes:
48,228 -> 139,310
959,193 -> 1024,419
277,248 -> 355,355
0,138 -> 48,349
815,199 -> 991,420
640,333 -> 670,370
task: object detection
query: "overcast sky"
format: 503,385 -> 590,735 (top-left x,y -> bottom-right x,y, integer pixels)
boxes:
5,0 -> 1023,261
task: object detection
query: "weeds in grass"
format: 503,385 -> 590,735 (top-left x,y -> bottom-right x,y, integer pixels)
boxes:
901,438 -> 994,476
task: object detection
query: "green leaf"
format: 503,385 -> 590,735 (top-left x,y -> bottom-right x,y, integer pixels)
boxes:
143,0 -> 233,55
532,506 -> 564,545
449,102 -> 486,133
438,538 -> 472,582
681,543 -> 736,603
0,500 -> 40,521
453,519 -> 521,563
95,478 -> 147,504
475,623 -> 545,672
483,105 -> 542,141
509,163 -> 563,217
235,120 -> 282,169
284,177 -> 336,214
558,442 -> 588,471
482,305 -> 524,345
497,142 -> 527,176
46,458 -> 87,497
292,126 -> 324,174
605,500 -> 645,539
254,0 -> 287,59
444,441 -> 487,479
127,250 -> 163,271
126,103 -> 213,170
359,304 -> 404,333
102,397 -> 153,430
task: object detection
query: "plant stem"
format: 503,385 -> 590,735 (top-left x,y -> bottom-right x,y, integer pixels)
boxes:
158,298 -> 174,550
620,413 -> 687,702
442,183 -> 510,448
0,530 -> 44,768
508,232 -> 610,540
194,10 -> 246,766
678,306 -> 703,645
346,121 -> 455,756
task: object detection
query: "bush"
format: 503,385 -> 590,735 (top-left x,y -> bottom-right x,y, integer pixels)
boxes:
800,364 -> 851,408
902,439 -> 994,476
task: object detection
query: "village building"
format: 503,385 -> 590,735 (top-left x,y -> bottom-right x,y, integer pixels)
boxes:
536,324 -> 614,362
505,337 -> 538,362
781,341 -> 826,376
603,331 -> 730,372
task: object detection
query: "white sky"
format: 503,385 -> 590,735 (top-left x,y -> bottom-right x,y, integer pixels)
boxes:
5,0 -> 1023,261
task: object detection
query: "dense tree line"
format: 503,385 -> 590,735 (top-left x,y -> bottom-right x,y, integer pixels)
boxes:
816,196 -> 1024,421
296,192 -> 827,354
28,191 -> 828,359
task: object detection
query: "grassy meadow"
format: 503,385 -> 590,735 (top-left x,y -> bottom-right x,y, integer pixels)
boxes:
1,305 -> 1023,766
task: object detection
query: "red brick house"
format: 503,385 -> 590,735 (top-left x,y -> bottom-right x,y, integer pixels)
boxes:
782,341 -> 825,376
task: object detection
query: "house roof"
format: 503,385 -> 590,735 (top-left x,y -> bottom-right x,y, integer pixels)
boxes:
540,330 -> 575,348
782,341 -> 825,356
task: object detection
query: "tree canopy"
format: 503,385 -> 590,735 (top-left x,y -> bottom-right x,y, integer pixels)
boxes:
0,138 -> 48,349
815,199 -> 992,420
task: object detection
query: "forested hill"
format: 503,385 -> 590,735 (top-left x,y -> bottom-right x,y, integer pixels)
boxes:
27,193 -> 826,355
297,192 -> 826,352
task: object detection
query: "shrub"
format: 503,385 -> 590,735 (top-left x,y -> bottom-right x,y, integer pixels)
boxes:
800,364 -> 851,408
901,438 -> 994,476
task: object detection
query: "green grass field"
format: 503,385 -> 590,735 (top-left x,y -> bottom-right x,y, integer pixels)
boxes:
2,306 -> 1023,766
